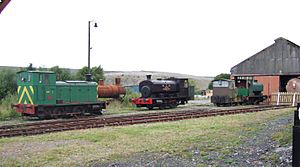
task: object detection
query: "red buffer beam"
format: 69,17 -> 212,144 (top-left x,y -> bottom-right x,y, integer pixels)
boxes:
0,0 -> 11,14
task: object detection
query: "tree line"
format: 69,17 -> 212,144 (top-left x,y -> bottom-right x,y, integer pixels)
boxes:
0,65 -> 104,100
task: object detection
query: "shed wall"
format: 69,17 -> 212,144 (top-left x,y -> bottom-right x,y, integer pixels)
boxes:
254,76 -> 279,95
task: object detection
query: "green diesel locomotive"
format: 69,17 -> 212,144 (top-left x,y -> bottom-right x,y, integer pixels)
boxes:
211,77 -> 266,106
13,71 -> 105,118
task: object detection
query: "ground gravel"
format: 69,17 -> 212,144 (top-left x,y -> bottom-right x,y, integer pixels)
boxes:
91,112 -> 293,167
215,112 -> 293,166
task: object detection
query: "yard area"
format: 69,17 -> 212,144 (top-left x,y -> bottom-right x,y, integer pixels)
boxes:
0,108 -> 293,166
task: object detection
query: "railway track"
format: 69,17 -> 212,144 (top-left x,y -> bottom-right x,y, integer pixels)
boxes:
0,105 -> 292,138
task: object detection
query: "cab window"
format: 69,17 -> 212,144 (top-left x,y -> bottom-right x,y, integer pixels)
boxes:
39,74 -> 43,83
19,73 -> 28,82
213,80 -> 229,88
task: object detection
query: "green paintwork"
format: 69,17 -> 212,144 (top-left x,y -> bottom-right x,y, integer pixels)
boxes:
17,71 -> 98,105
237,88 -> 249,97
252,82 -> 264,92
56,81 -> 97,103
17,71 -> 56,105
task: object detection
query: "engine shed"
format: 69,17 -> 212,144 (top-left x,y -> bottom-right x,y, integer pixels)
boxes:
230,37 -> 300,95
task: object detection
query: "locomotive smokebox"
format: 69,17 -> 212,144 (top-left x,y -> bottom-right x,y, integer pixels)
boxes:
286,78 -> 300,92
115,78 -> 121,85
97,78 -> 126,98
146,75 -> 152,80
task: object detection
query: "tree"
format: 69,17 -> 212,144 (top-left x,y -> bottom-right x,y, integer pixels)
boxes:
0,70 -> 17,100
50,66 -> 72,81
208,73 -> 231,90
76,66 -> 89,81
91,65 -> 105,82
76,65 -> 105,82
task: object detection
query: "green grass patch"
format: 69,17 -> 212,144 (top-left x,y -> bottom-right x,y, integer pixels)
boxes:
272,123 -> 293,147
0,108 -> 293,166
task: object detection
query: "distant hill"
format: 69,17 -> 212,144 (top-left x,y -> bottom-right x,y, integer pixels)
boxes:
104,71 -> 213,91
0,66 -> 213,91
0,66 -> 22,72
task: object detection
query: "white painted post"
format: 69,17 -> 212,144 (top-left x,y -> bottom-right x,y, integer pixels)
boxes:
293,93 -> 296,107
277,92 -> 280,105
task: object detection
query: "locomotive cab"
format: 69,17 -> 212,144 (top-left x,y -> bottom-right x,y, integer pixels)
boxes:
211,79 -> 237,106
14,71 -> 56,115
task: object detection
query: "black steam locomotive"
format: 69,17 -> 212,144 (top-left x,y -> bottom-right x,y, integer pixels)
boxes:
131,75 -> 194,109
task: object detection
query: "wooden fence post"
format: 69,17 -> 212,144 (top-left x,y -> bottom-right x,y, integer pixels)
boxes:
293,93 -> 296,107
277,92 -> 280,105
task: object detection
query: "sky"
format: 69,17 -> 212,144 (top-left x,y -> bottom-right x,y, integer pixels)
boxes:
1,0 -> 300,76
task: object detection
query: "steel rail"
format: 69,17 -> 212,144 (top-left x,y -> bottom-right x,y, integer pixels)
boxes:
0,105 -> 291,138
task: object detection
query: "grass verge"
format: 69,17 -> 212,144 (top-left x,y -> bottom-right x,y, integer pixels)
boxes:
0,108 -> 293,166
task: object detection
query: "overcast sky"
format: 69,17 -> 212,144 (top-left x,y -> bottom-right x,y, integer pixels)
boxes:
1,0 -> 300,76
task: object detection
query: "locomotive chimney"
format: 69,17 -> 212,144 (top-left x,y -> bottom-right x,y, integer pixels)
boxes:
115,78 -> 121,85
98,79 -> 104,86
146,75 -> 152,80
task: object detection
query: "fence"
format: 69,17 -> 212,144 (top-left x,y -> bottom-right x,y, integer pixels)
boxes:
270,92 -> 300,106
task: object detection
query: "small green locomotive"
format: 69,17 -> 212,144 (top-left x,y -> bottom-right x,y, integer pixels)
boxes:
13,71 -> 105,118
211,76 -> 266,106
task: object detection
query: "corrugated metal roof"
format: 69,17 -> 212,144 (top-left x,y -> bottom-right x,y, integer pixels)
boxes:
231,37 -> 300,76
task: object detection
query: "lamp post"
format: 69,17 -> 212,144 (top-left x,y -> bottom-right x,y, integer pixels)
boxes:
86,20 -> 98,81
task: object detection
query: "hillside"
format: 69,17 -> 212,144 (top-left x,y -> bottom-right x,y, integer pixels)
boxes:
104,71 -> 213,91
0,66 -> 213,91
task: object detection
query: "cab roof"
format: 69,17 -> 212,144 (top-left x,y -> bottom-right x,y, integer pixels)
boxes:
17,70 -> 55,74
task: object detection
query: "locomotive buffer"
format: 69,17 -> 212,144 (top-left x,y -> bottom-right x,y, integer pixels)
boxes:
293,104 -> 300,166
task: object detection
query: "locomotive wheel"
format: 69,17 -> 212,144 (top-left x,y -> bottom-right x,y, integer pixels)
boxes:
72,106 -> 85,116
37,113 -> 46,119
147,105 -> 154,110
52,108 -> 63,118
38,108 -> 51,119
169,104 -> 177,109
159,105 -> 165,110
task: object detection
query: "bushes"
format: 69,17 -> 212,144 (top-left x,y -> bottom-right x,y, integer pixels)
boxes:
0,93 -> 20,120
121,90 -> 140,107
0,69 -> 17,100
106,90 -> 140,113
0,69 -> 20,120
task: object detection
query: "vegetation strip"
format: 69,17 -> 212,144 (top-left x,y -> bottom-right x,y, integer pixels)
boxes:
0,105 -> 292,138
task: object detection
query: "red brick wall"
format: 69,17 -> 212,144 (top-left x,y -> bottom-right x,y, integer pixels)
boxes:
254,76 -> 280,95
